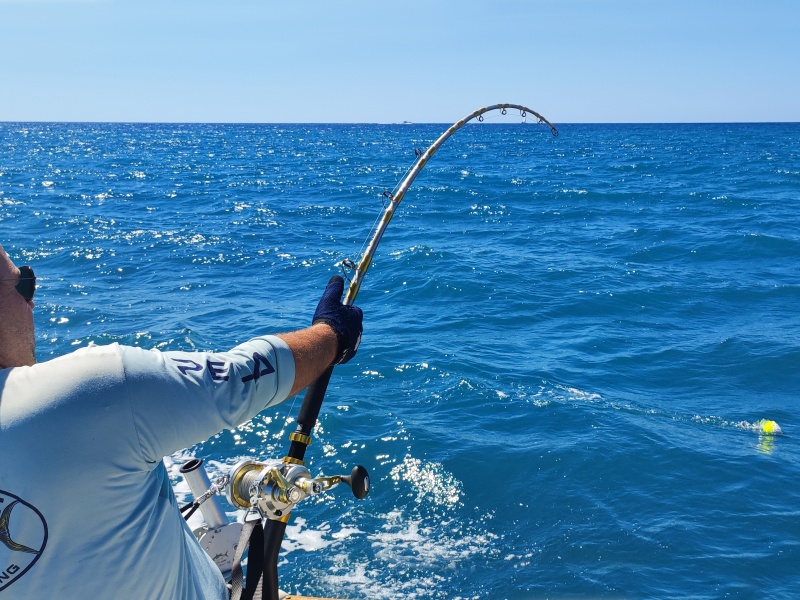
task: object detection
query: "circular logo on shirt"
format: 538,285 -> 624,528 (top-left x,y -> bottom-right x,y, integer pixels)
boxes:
0,490 -> 48,592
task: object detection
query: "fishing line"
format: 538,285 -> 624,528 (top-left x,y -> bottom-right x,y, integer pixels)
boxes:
342,168 -> 418,283
279,393 -> 301,434
344,109 -> 537,285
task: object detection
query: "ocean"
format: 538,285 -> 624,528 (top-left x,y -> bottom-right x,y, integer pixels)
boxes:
1,118 -> 798,599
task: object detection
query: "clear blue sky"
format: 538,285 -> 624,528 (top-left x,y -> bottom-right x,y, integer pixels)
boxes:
1,0 -> 797,123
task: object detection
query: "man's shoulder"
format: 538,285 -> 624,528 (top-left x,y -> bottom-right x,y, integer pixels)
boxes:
1,345 -> 134,430
16,343 -> 146,384
42,342 -> 126,367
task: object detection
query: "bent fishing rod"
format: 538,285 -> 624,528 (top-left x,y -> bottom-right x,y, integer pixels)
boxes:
182,104 -> 557,600
289,103 -> 557,461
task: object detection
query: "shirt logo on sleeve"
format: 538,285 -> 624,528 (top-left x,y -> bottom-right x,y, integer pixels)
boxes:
171,358 -> 203,376
171,358 -> 230,381
206,360 -> 229,381
0,491 -> 48,592
170,355 -> 273,383
241,353 -> 275,383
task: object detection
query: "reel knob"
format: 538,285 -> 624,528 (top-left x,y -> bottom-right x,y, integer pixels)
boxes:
341,465 -> 370,499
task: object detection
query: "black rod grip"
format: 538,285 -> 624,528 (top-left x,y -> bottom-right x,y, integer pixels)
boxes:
262,519 -> 288,600
288,366 -> 334,462
297,364 -> 334,429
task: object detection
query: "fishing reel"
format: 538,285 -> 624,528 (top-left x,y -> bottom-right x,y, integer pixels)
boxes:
225,458 -> 370,520
180,457 -> 369,578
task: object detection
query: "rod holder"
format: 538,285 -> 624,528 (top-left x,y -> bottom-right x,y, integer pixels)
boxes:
180,458 -> 229,530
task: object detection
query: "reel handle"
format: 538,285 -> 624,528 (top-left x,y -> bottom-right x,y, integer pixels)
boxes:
341,465 -> 370,499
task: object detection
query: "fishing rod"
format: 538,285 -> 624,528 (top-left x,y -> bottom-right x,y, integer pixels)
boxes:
342,103 -> 557,307
183,103 -> 557,600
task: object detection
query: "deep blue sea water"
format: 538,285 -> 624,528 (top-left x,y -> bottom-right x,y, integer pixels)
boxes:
1,119 -> 799,599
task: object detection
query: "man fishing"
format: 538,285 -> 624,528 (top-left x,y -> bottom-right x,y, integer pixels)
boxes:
0,242 -> 363,599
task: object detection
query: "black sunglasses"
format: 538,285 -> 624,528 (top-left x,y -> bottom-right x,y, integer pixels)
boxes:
3,265 -> 36,302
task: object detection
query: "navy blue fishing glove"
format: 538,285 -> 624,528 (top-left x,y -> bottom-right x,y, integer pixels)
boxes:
312,276 -> 363,364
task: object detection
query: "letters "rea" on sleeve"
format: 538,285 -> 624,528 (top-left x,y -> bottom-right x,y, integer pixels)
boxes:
171,353 -> 273,384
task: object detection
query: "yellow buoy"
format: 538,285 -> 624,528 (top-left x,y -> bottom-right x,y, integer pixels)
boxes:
758,419 -> 782,435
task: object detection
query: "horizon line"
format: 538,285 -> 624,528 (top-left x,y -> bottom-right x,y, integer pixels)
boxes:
2,120 -> 799,126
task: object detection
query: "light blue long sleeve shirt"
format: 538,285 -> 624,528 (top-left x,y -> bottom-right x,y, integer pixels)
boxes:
0,336 -> 295,599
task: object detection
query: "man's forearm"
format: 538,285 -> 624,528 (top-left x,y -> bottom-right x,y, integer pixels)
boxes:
277,324 -> 338,396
